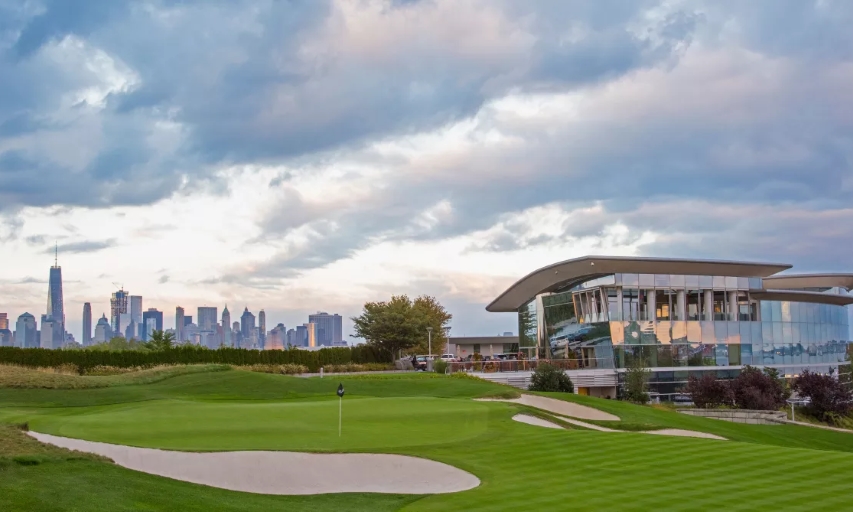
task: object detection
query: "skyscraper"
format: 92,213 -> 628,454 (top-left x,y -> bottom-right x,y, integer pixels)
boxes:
198,307 -> 218,331
40,315 -> 60,349
258,310 -> 266,349
308,312 -> 343,346
176,306 -> 185,342
110,289 -> 129,335
94,314 -> 111,343
0,312 -> 8,330
240,308 -> 255,348
222,306 -> 231,346
305,322 -> 317,348
47,246 -> 65,338
232,321 -> 241,347
130,296 -> 143,325
0,328 -> 12,347
82,303 -> 92,345
15,313 -> 37,348
142,308 -> 164,341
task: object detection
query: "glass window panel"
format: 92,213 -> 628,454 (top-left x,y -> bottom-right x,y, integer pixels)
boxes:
639,274 -> 654,287
656,321 -> 672,344
699,275 -> 713,288
740,344 -> 752,365
771,301 -> 782,323
749,278 -> 762,290
622,288 -> 639,322
715,321 -> 728,344
773,323 -> 783,349
715,344 -> 729,366
685,275 -> 699,287
655,290 -> 672,321
739,321 -> 752,344
729,344 -> 742,365
763,342 -> 774,364
781,302 -> 792,323
713,276 -> 726,289
713,291 -> 728,320
622,274 -> 639,287
607,288 -> 620,322
763,322 -> 775,344
791,301 -> 801,323
751,322 -> 763,346
687,322 -> 702,344
725,276 -> 738,289
655,274 -> 670,287
761,301 -> 772,322
687,290 -> 702,321
670,274 -> 685,288
783,343 -> 793,365
701,322 -> 715,345
737,277 -> 749,290
639,289 -> 653,321
727,321 -> 740,344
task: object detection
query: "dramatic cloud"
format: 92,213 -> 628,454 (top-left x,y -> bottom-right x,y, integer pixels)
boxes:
0,0 -> 851,339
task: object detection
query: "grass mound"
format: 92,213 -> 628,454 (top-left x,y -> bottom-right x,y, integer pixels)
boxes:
0,364 -> 230,389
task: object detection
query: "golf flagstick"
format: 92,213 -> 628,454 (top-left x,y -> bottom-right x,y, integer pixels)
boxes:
337,383 -> 345,437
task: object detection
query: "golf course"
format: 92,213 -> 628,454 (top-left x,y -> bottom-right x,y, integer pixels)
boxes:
3,365 -> 853,511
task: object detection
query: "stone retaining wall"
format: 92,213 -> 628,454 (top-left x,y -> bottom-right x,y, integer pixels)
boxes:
678,409 -> 787,424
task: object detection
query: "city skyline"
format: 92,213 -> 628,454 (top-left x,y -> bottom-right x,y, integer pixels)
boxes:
2,2 -> 853,343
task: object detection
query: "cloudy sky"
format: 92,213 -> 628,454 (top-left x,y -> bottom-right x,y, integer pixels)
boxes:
1,0 -> 852,341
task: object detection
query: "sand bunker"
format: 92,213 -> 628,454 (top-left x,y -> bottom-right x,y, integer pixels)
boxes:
29,432 -> 480,495
477,395 -> 619,421
512,414 -> 563,429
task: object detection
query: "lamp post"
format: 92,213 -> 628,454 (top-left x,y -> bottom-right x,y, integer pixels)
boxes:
427,327 -> 433,372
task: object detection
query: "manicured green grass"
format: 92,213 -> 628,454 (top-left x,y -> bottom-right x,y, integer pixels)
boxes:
4,369 -> 853,511
531,391 -> 853,453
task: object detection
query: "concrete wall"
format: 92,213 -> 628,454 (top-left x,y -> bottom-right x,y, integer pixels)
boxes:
679,409 -> 787,424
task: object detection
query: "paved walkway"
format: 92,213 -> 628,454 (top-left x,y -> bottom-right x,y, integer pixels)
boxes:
29,432 -> 480,495
785,420 -> 853,433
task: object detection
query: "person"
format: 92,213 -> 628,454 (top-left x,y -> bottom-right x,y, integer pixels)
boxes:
411,354 -> 418,371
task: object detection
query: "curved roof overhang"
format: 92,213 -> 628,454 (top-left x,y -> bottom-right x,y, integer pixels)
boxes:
486,255 -> 792,313
762,273 -> 853,292
752,289 -> 853,307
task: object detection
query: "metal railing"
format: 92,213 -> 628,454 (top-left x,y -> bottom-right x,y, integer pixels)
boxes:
446,357 -> 615,374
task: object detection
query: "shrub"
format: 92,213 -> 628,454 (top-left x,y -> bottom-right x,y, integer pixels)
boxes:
623,358 -> 650,404
528,363 -> 574,393
686,374 -> 732,408
433,359 -> 448,374
793,370 -> 853,425
730,366 -> 788,410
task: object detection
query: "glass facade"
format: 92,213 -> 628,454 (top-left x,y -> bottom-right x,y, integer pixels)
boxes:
518,273 -> 851,380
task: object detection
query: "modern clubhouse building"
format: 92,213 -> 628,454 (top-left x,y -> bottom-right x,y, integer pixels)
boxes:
487,256 -> 853,399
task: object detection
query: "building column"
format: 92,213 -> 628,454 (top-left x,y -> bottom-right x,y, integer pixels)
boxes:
729,291 -> 739,321
647,291 -> 656,322
704,290 -> 714,321
677,290 -> 686,321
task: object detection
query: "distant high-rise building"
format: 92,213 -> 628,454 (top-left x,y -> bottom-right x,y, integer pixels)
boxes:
184,322 -> 199,345
40,315 -> 61,349
266,323 -> 285,350
82,303 -> 92,345
15,313 -> 37,348
47,246 -> 65,339
305,322 -> 317,348
222,306 -> 231,346
0,312 -> 8,330
240,308 -> 255,348
130,296 -> 143,324
198,307 -> 217,331
258,310 -> 266,349
175,307 -> 185,342
0,328 -> 12,346
232,320 -> 241,347
184,316 -> 193,326
110,289 -> 129,335
142,308 -> 163,341
94,314 -> 111,343
308,312 -> 343,346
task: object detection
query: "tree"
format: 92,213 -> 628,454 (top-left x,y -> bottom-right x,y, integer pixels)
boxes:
686,374 -> 732,408
623,357 -> 650,404
529,363 -> 574,393
351,295 -> 451,358
410,295 -> 452,355
793,370 -> 853,424
86,337 -> 149,351
730,366 -> 788,410
147,330 -> 175,351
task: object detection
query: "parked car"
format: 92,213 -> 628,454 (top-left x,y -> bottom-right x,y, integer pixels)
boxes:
413,356 -> 429,371
440,354 -> 457,362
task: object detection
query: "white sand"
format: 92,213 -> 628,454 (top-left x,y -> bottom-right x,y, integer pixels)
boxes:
29,432 -> 480,495
512,414 -> 563,429
477,395 -> 620,421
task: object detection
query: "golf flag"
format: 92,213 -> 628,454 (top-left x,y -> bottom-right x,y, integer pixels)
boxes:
337,383 -> 345,437
337,383 -> 345,397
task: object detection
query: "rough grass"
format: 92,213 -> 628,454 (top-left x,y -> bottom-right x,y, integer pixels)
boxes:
0,423 -> 109,468
0,364 -> 230,389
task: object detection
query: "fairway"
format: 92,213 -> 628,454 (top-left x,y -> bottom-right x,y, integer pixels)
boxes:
4,368 -> 853,511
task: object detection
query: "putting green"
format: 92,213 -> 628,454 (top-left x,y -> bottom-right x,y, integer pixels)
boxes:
24,397 -> 491,452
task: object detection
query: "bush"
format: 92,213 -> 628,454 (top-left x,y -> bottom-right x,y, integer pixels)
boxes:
433,359 -> 448,374
0,345 -> 391,373
731,366 -> 788,410
528,363 -> 574,393
686,374 -> 731,408
793,370 -> 853,425
623,358 -> 650,404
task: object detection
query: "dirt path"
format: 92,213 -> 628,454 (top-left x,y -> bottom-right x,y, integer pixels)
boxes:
29,432 -> 480,495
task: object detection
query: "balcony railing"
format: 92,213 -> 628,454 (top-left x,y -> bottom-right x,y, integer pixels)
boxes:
446,357 -> 615,374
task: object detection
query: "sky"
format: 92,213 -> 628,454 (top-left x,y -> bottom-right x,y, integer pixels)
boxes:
1,0 -> 852,342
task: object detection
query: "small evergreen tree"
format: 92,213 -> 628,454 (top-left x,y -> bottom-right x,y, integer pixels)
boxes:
528,363 -> 574,393
623,358 -> 650,404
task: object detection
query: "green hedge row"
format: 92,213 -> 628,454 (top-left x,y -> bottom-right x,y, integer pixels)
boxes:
0,345 -> 390,372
